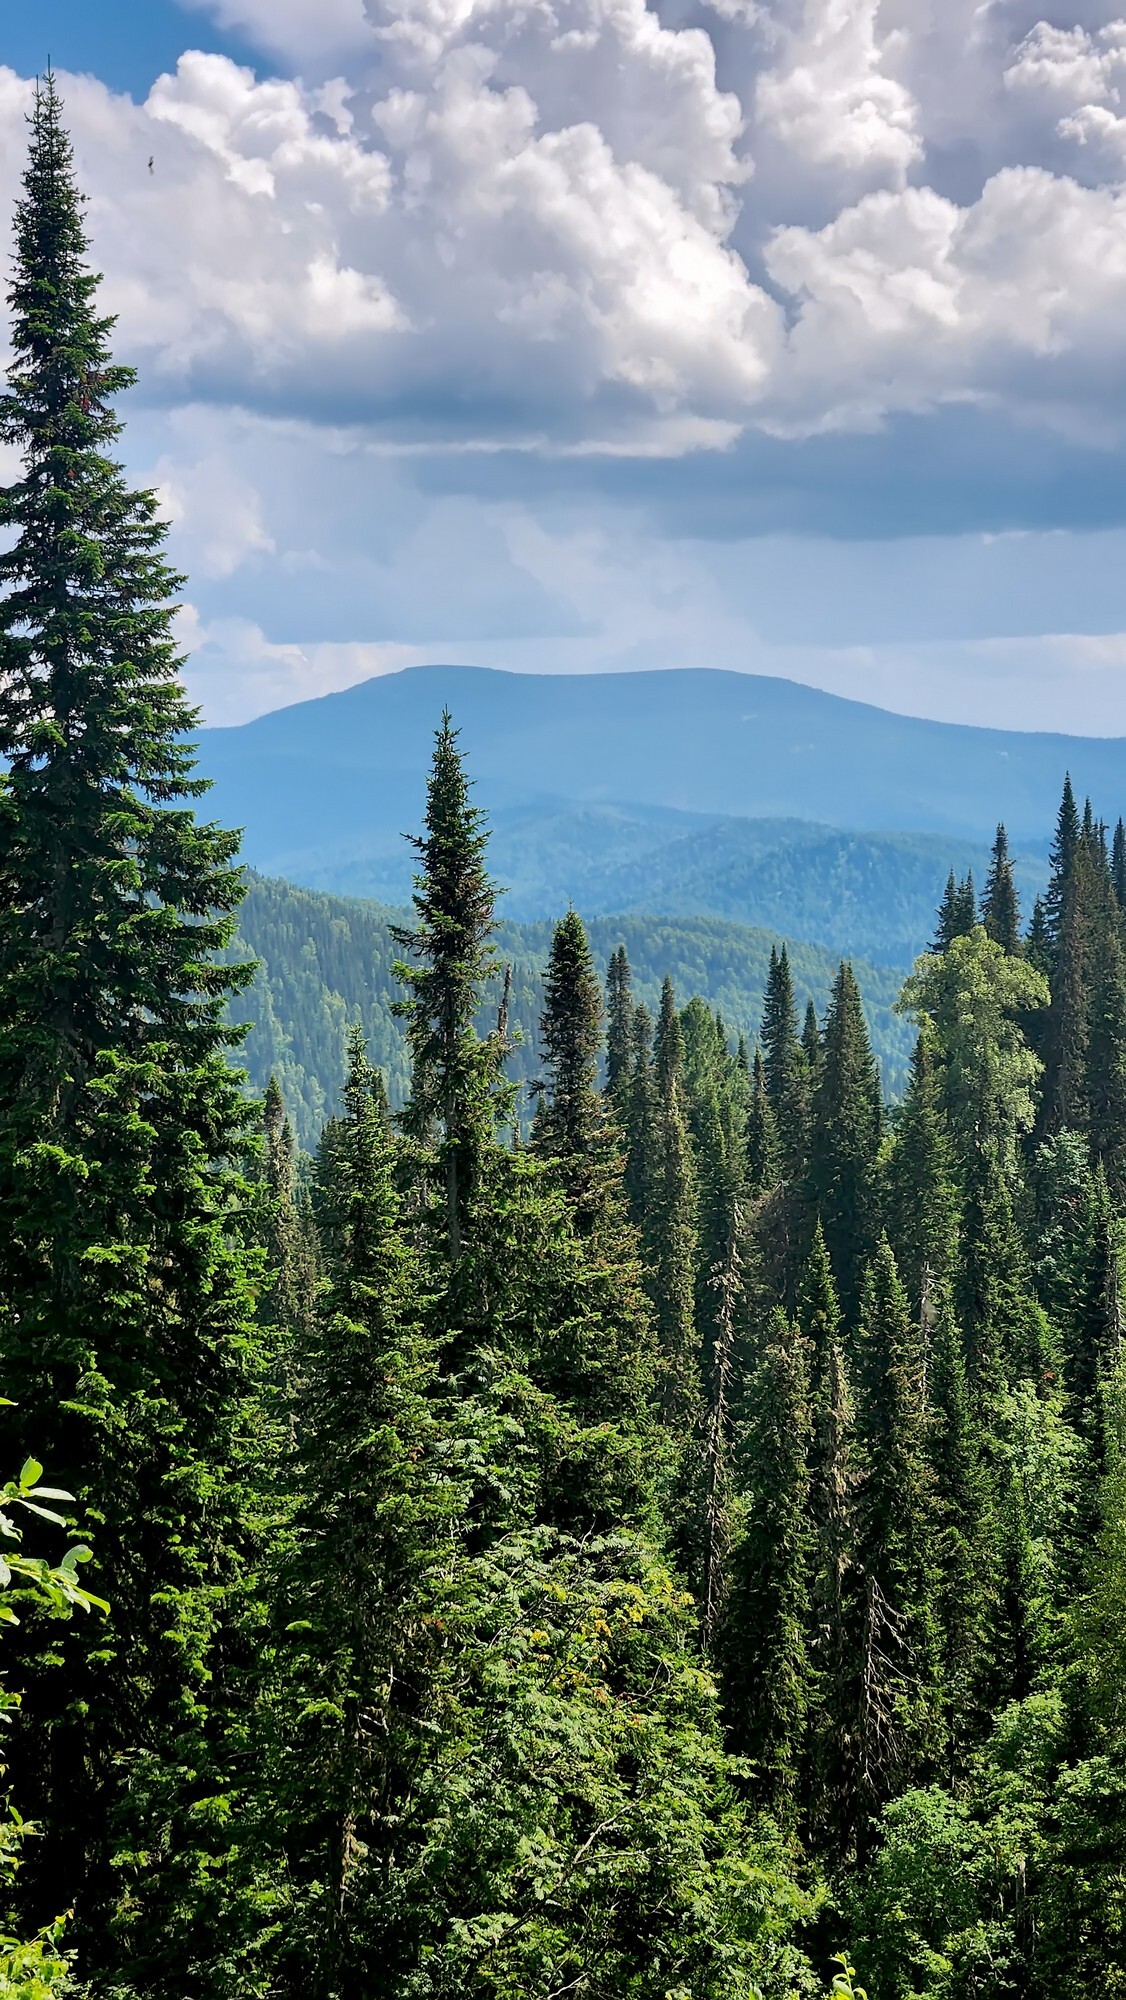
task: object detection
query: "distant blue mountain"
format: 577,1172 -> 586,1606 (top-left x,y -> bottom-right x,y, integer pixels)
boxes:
197,666 -> 1126,854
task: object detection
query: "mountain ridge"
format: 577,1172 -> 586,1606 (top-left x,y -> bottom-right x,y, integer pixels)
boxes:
197,665 -> 1126,855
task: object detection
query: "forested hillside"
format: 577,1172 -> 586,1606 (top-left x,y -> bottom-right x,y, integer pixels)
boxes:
3,75 -> 1126,2000
230,872 -> 913,1148
270,801 -> 1049,965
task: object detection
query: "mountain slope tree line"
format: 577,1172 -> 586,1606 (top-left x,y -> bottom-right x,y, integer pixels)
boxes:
0,77 -> 1124,2000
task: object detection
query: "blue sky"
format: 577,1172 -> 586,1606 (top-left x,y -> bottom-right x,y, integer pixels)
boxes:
4,0 -> 1126,729
5,1 -> 256,100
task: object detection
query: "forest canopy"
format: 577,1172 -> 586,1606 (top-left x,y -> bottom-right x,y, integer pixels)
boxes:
0,74 -> 1124,2000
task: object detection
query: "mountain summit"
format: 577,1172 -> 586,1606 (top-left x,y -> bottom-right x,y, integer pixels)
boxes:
197,663 -> 1126,864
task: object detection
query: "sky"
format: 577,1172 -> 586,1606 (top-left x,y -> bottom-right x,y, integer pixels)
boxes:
5,2 -> 1126,730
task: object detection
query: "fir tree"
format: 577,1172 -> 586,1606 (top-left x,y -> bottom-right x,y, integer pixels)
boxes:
746,1047 -> 779,1197
760,945 -> 809,1177
0,78 -> 259,1983
927,1285 -> 993,1772
1113,818 -> 1126,912
805,963 -> 883,1323
1040,831 -> 1096,1137
1087,920 -> 1126,1199
850,1240 -> 941,1832
796,1219 -> 841,1424
1045,773 -> 1081,957
273,1026 -> 458,1998
681,1000 -> 746,1408
1026,894 -> 1052,976
604,943 -> 633,1103
720,1309 -> 812,1816
933,871 -> 976,951
646,978 -> 700,1431
262,1074 -> 318,1351
981,824 -> 1021,954
699,1201 -> 742,1643
623,1001 -> 656,1233
804,1327 -> 858,1856
958,1144 -> 1053,1407
881,1026 -> 959,1312
535,910 -> 607,1226
802,997 -> 822,1083
392,714 -> 511,1256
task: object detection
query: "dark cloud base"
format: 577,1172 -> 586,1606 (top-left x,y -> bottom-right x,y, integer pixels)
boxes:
410,407 -> 1126,544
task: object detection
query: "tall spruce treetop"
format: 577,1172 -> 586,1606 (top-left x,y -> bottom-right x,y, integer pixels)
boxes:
982,824 -> 1021,955
536,910 -> 619,1231
1113,819 -> 1126,912
933,871 -> 977,952
605,943 -> 633,1102
761,945 -> 801,1108
1045,774 -> 1081,952
806,962 -> 883,1322
393,712 -> 510,1253
0,74 -> 249,1145
538,912 -> 602,1157
761,944 -> 809,1176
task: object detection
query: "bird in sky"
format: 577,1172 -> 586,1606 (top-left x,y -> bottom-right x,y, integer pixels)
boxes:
148,155 -> 154,174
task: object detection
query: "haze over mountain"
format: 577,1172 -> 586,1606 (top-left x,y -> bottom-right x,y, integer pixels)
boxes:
195,664 -> 1093,958
199,666 -> 1126,850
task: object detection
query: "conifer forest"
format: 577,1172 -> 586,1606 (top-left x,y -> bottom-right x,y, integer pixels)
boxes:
5,76 -> 1126,2000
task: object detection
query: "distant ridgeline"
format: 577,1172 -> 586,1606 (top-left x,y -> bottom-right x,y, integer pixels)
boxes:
227,872 -> 914,1150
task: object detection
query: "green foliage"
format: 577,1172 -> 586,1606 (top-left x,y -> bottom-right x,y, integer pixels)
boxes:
0,1436 -> 106,2000
0,76 -> 261,1992
805,965 -> 883,1323
10,90 -> 1126,2000
899,931 -> 1049,1176
227,875 -> 916,1151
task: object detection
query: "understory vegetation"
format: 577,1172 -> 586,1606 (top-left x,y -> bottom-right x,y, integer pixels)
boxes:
1,74 -> 1125,2000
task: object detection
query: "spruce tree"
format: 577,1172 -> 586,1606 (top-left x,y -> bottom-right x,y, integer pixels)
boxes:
927,1285 -> 993,1772
746,1047 -> 779,1197
262,1074 -> 317,1353
1026,894 -> 1052,976
1040,830 -> 1095,1137
760,945 -> 809,1176
273,1026 -> 458,1998
958,1144 -> 1052,1407
802,997 -> 822,1083
1087,920 -> 1126,1198
392,714 -> 511,1256
1113,818 -> 1126,912
0,78 -> 259,1982
804,1323 -> 858,1855
933,872 -> 976,951
604,943 -> 633,1103
850,1240 -> 941,1831
796,1219 -> 861,1838
805,963 -> 883,1323
680,1000 -> 746,1413
646,978 -> 700,1431
623,1001 -> 656,1233
1045,773 -> 1081,957
535,910 -> 607,1226
981,824 -> 1021,954
796,1219 -> 841,1427
880,1026 -> 959,1312
932,872 -> 960,952
720,1309 -> 812,1816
